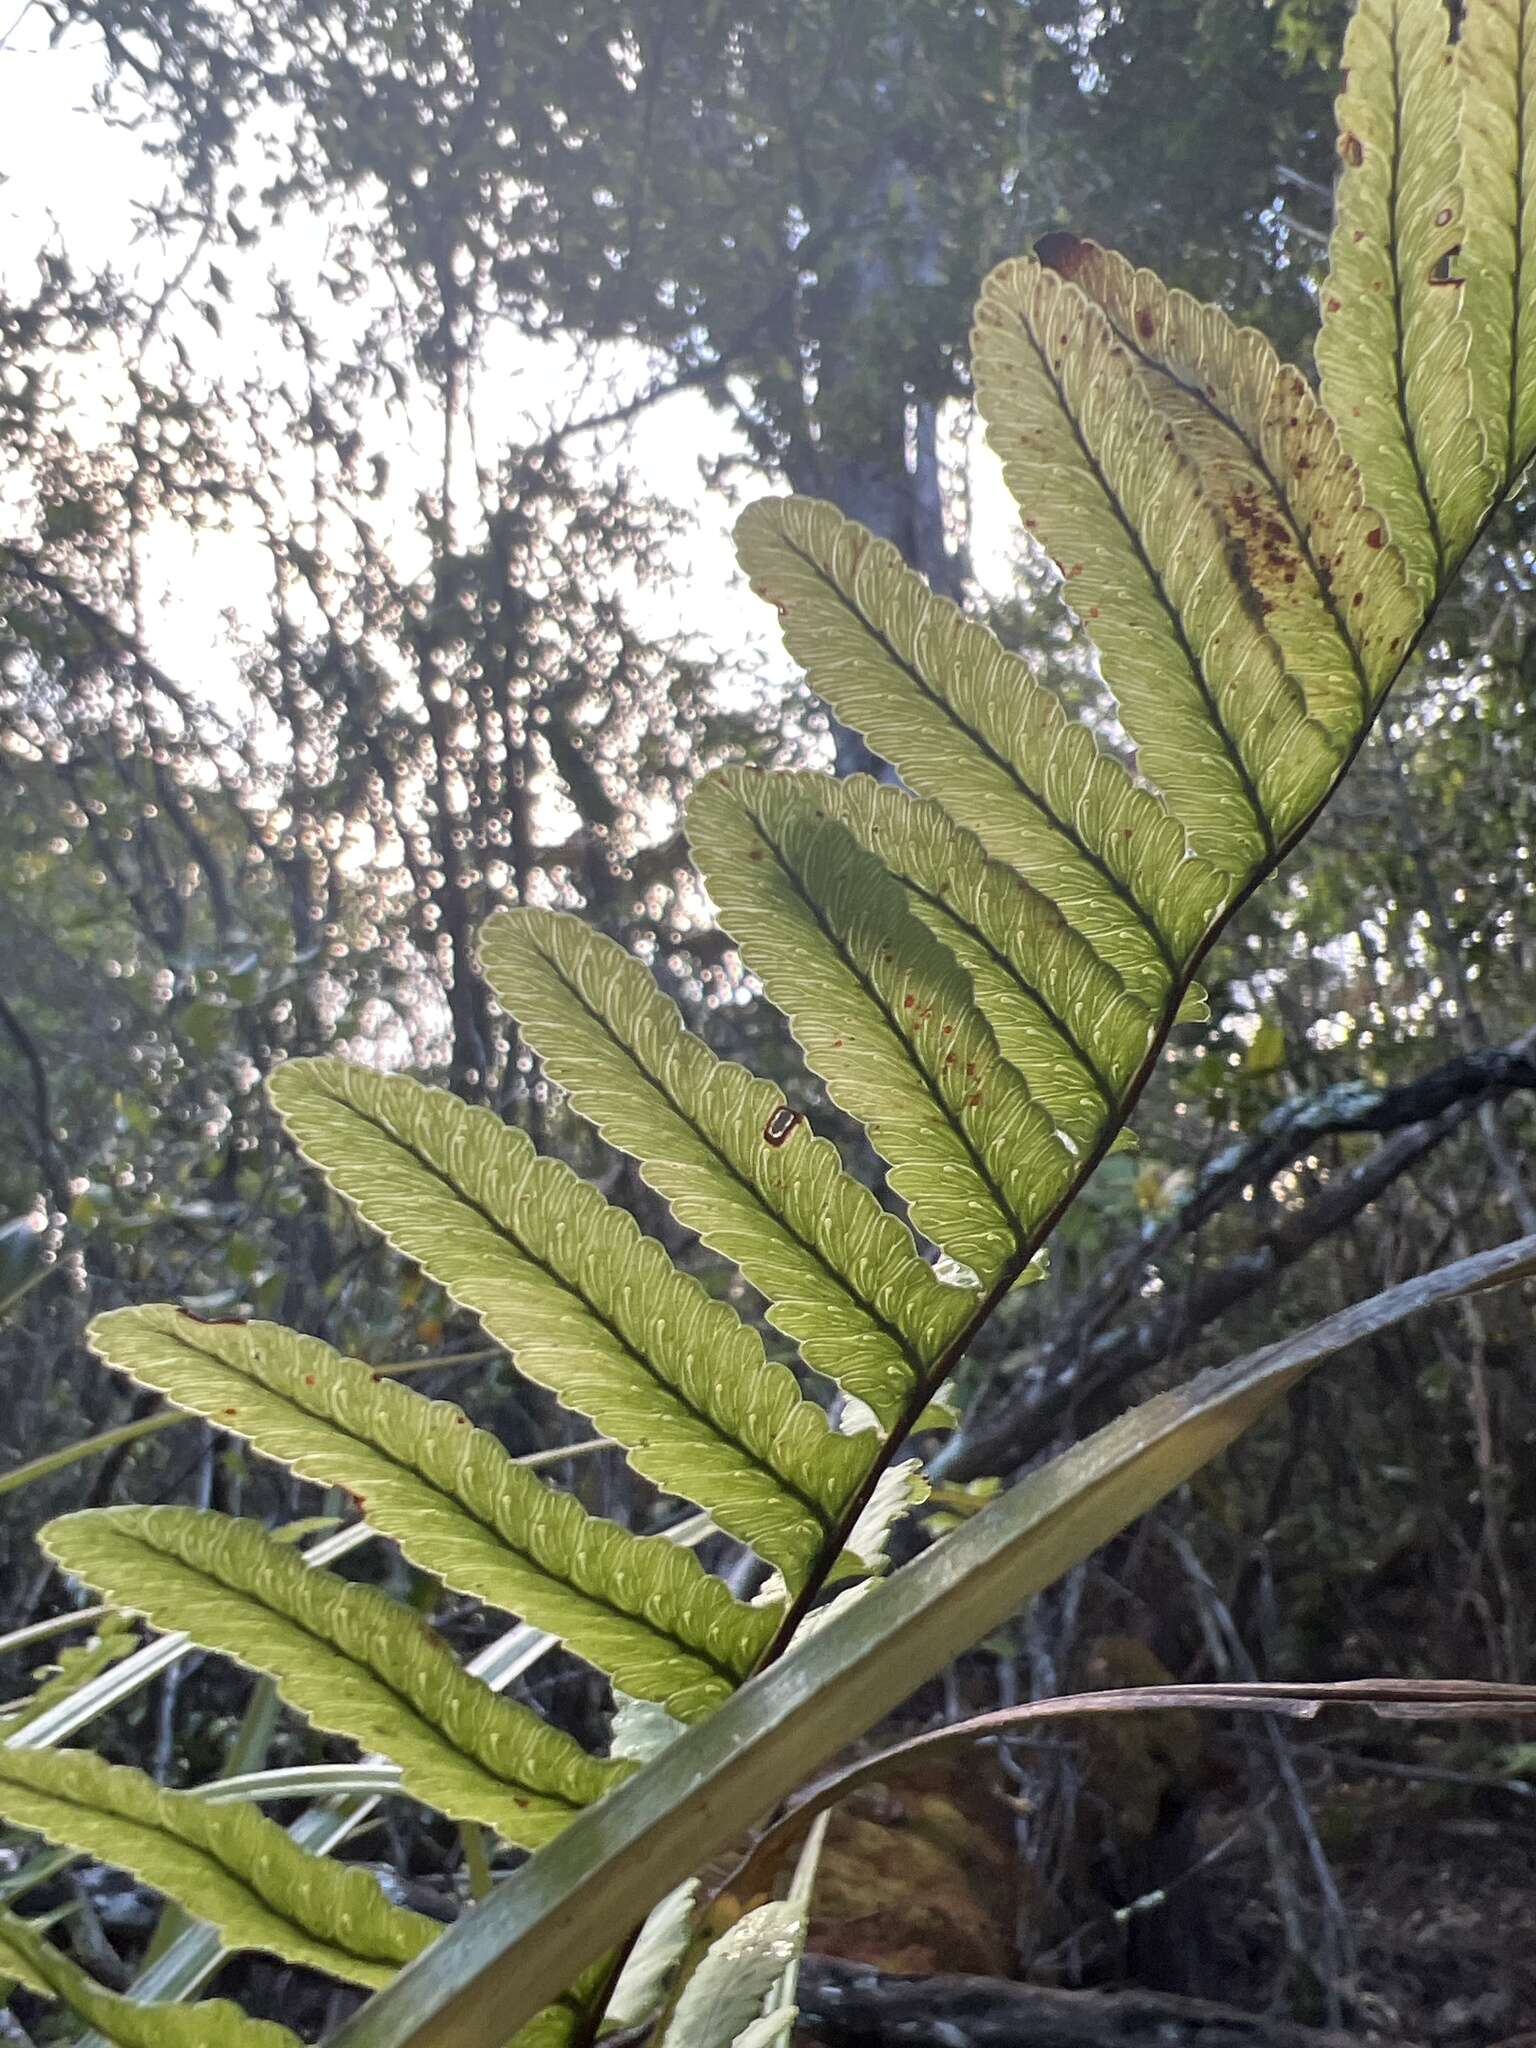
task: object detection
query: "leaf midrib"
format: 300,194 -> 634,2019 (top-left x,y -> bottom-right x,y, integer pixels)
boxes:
773,528 -> 1182,984
308,1090 -> 840,1543
0,1762 -> 410,1967
71,1518 -> 589,1819
1010,293 -> 1279,862
1103,304 -> 1374,731
135,1327 -> 748,1689
735,788 -> 1030,1258
523,937 -> 933,1396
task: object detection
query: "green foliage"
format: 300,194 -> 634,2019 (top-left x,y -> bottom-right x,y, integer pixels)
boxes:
11,4 -> 1536,2042
79,1309 -> 772,1720
0,1903 -> 304,2046
0,1743 -> 435,1986
42,1504 -> 632,1844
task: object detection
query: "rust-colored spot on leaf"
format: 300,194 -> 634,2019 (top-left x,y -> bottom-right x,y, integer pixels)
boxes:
1034,230 -> 1087,278
1325,296 -> 1342,314
1351,591 -> 1364,608
1340,131 -> 1364,167
902,994 -> 917,1009
1225,481 -> 1301,611
1435,205 -> 1454,227
966,1093 -> 982,1108
763,1106 -> 803,1148
1134,307 -> 1155,341
1366,526 -> 1384,549
304,1374 -> 317,1387
224,1407 -> 239,1417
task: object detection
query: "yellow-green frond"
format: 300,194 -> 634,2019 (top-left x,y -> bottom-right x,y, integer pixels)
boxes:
1458,0 -> 1536,490
0,1904 -> 303,2047
479,907 -> 964,1429
796,773 -> 1156,1152
268,1060 -> 871,1584
690,769 -> 1075,1282
733,493 -> 1217,998
973,255 -> 1338,867
1033,233 -> 1421,734
1318,0 -> 1492,593
85,1308 -> 774,1720
0,1745 -> 435,1987
42,1506 -> 634,1846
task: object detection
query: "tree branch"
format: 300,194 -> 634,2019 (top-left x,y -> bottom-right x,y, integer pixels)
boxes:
942,1031 -> 1536,1481
796,1959 -> 1383,2048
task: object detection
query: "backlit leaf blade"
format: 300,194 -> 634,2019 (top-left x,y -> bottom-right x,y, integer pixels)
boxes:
1317,0 -> 1492,594
733,493 -> 1214,1002
795,773 -> 1156,1150
0,1744 -> 435,1987
1034,233 -> 1421,736
42,1506 -> 632,1847
1458,0 -> 1536,489
479,907 -> 964,1429
658,1902 -> 799,2048
270,1059 -> 868,1586
321,1234 -> 1536,2048
85,1307 -> 771,1721
689,768 -> 1075,1280
973,255 -> 1337,867
0,1902 -> 303,2047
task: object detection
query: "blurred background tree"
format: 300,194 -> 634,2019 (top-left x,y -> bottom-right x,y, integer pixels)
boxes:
4,0 -> 1536,2037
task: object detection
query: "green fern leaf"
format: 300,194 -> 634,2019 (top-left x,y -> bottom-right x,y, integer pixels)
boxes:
658,1902 -> 800,2048
1032,233 -> 1422,739
0,1904 -> 302,2047
0,1745 -> 434,1987
269,1059 -> 869,1585
973,254 -> 1339,865
1317,0 -> 1493,594
479,907 -> 964,1429
501,1962 -> 617,2048
733,494 -> 1217,1001
794,773 -> 1156,1150
85,1307 -> 772,1720
689,768 -> 1074,1280
42,1506 -> 633,1846
1458,0 -> 1536,492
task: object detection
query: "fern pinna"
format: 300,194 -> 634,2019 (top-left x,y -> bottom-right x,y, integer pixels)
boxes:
8,3 -> 1536,2043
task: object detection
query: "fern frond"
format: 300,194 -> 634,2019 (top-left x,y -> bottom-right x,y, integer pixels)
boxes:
479,907 -> 964,1429
796,773 -> 1156,1150
42,1506 -> 632,1846
269,1060 -> 870,1584
0,1745 -> 435,1986
0,1904 -> 302,2047
658,1902 -> 800,2048
1318,0 -> 1492,593
85,1308 -> 773,1719
733,494 -> 1217,1000
690,768 -> 1074,1280
973,254 -> 1339,865
1458,0 -> 1536,492
1031,233 -> 1422,739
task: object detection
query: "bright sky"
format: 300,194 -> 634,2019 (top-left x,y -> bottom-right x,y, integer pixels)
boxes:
0,10 -> 1018,708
